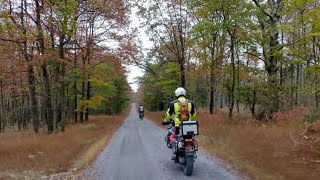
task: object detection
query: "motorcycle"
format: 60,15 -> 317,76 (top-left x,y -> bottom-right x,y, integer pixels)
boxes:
164,119 -> 199,176
139,111 -> 144,120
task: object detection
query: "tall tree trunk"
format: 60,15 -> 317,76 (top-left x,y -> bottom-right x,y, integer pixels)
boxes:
59,35 -> 65,132
80,74 -> 85,123
179,57 -> 186,88
27,60 -> 38,133
253,0 -> 283,118
85,79 -> 90,121
85,21 -> 94,121
74,37 -> 78,123
316,90 -> 319,108
43,65 -> 54,133
35,0 -> 54,133
74,81 -> 78,122
12,77 -> 18,131
295,63 -> 300,106
266,19 -> 281,116
80,57 -> 85,123
1,79 -> 4,132
236,42 -> 240,113
209,35 -> 217,114
209,86 -> 215,114
22,93 -> 27,129
251,87 -> 256,118
220,92 -> 223,109
66,87 -> 70,122
317,54 -> 320,108
21,0 -> 39,133
52,94 -> 57,131
228,33 -> 236,119
178,4 -> 186,88
209,50 -> 215,114
312,36 -> 318,108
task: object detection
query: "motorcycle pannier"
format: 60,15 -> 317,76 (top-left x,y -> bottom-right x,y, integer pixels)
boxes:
180,121 -> 199,136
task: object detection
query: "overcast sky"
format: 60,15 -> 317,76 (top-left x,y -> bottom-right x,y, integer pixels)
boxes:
126,3 -> 151,92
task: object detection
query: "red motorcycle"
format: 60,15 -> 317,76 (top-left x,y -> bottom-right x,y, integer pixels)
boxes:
164,119 -> 199,176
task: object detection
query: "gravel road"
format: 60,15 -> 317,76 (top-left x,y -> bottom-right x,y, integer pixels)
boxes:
85,104 -> 240,180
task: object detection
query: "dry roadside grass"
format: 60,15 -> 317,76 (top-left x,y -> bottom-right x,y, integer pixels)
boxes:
146,108 -> 320,180
0,111 -> 129,177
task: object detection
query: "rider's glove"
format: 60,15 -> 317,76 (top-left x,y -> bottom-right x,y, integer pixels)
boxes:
161,121 -> 169,125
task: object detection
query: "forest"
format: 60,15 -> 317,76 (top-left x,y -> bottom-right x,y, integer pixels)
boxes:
0,0 -> 133,134
1,0 -> 320,132
135,0 -> 320,121
1,0 -> 320,178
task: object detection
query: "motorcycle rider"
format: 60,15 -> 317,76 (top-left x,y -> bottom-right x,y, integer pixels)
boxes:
139,104 -> 144,119
161,87 -> 196,159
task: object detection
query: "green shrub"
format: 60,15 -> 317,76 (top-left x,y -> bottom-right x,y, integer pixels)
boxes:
304,114 -> 320,123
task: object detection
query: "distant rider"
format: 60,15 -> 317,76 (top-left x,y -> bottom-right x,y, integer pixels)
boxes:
139,104 -> 144,119
161,87 -> 196,159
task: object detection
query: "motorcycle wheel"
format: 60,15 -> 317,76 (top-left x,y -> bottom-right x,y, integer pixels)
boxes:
184,155 -> 193,176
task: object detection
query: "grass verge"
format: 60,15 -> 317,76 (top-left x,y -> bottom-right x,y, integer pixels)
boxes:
0,111 -> 129,177
76,132 -> 112,170
145,108 -> 320,180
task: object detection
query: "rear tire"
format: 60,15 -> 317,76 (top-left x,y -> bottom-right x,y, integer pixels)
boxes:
184,155 -> 193,176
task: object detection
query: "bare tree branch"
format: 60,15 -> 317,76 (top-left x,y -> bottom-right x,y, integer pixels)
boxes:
252,0 -> 274,20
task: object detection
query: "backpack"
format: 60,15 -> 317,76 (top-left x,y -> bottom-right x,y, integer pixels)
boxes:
178,100 -> 189,121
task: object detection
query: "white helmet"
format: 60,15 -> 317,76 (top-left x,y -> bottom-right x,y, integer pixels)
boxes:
175,87 -> 186,98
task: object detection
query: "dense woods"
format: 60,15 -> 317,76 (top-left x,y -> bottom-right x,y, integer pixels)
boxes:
1,0 -> 320,133
0,0 -> 133,133
0,1 -> 319,178
136,0 -> 320,120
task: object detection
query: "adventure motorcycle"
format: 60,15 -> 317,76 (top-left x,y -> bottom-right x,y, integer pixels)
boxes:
139,111 -> 144,120
164,119 -> 199,176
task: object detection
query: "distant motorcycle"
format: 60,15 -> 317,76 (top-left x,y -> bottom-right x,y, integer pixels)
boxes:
164,119 -> 199,176
139,111 -> 144,120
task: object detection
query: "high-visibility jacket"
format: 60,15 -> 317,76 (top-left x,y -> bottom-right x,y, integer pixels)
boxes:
163,96 -> 196,127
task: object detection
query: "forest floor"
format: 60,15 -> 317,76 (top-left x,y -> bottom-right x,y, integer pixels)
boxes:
0,109 -> 129,179
146,107 -> 320,180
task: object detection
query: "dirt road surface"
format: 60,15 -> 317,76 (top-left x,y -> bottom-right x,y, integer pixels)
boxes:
85,104 -> 240,180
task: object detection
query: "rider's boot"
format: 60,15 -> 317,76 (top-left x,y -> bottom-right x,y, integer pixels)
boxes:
171,145 -> 176,160
171,142 -> 178,161
171,153 -> 176,160
165,136 -> 172,148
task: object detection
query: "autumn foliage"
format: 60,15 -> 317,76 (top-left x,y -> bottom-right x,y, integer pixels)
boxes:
0,0 -> 135,134
137,0 -> 320,121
